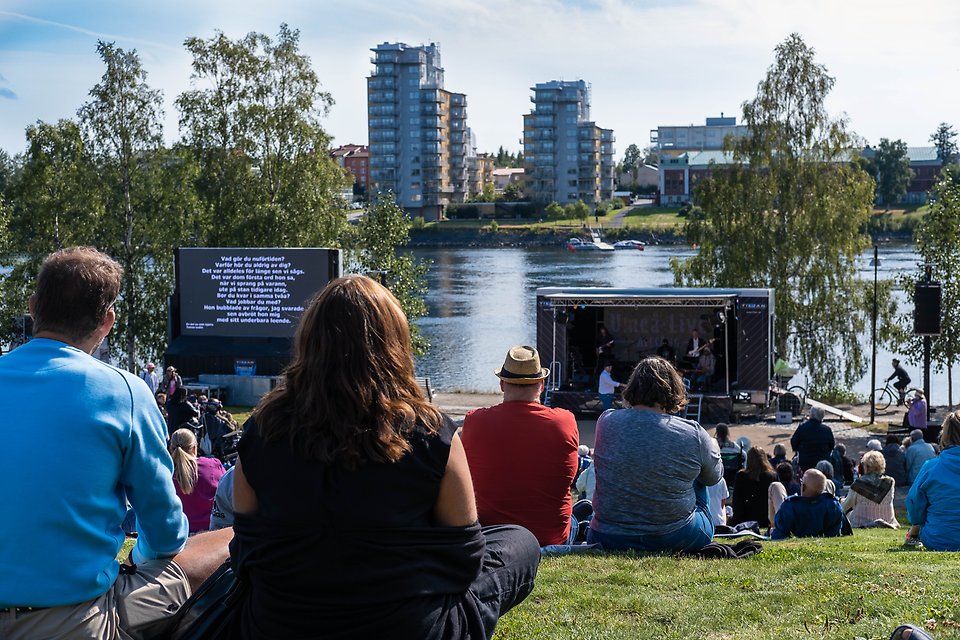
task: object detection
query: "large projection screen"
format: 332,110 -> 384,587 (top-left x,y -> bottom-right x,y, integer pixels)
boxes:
177,247 -> 340,338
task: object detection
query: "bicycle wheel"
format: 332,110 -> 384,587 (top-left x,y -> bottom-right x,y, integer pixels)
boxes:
787,385 -> 807,404
873,388 -> 893,412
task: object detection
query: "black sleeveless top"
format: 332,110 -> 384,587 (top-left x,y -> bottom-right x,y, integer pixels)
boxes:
231,414 -> 486,639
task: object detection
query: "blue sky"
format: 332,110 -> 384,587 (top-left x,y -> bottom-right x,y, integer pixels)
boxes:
1,0 -> 959,157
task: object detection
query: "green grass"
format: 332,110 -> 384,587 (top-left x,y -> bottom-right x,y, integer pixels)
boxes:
224,405 -> 253,426
494,529 -> 960,639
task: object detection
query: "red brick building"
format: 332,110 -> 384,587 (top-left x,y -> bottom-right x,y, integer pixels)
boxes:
331,144 -> 370,195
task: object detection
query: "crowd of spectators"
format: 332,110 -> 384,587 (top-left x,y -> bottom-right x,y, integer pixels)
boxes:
2,246 -> 957,639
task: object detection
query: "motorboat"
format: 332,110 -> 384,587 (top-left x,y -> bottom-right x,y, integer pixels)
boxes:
613,239 -> 646,250
566,232 -> 615,252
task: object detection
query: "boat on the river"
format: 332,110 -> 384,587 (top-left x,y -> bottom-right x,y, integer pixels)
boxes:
566,230 -> 614,252
613,239 -> 646,250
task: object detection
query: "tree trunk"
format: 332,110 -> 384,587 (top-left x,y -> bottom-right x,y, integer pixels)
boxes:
123,155 -> 136,372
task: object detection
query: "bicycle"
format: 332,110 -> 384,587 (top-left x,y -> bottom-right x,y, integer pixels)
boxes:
873,382 -> 921,412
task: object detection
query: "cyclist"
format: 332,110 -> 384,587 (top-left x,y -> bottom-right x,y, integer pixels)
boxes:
886,359 -> 912,406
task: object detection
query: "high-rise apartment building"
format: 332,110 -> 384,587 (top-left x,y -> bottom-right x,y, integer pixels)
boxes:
368,42 -> 469,220
523,80 -> 614,206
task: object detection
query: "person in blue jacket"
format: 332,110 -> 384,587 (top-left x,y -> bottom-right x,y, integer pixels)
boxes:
771,468 -> 845,540
0,247 -> 232,640
906,411 -> 960,551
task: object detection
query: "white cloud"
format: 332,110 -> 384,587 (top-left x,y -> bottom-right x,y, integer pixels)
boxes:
1,0 -> 958,155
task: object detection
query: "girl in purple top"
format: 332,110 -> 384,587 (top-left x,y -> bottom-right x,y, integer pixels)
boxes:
170,428 -> 225,533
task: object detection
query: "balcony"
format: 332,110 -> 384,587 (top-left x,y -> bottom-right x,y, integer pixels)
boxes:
367,78 -> 396,90
601,131 -> 615,143
371,63 -> 395,76
577,129 -> 600,141
450,106 -> 465,119
578,142 -> 597,153
450,94 -> 466,107
368,91 -> 397,103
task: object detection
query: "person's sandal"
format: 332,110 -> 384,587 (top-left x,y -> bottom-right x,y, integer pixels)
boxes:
890,624 -> 934,640
904,534 -> 922,548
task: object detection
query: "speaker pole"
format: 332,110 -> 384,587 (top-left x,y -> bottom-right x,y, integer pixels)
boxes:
923,263 -> 933,419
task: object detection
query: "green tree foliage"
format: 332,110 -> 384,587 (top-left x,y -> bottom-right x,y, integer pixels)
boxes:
874,138 -> 913,208
544,201 -> 565,220
672,33 -> 877,390
347,195 -> 430,354
930,122 -> 958,165
177,24 -> 349,247
642,145 -> 659,166
566,200 -> 591,223
494,146 -> 522,168
893,170 -> 960,405
79,41 -> 173,371
501,181 -> 525,202
0,121 -> 102,342
622,144 -> 641,173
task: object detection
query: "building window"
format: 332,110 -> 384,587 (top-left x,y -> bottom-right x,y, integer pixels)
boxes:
409,105 -> 418,112
566,103 -> 577,111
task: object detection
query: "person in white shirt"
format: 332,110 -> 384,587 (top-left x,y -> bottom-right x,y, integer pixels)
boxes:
598,362 -> 622,411
706,478 -> 729,526
139,361 -> 159,394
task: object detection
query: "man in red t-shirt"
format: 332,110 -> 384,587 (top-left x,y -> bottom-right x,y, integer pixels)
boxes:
461,345 -> 580,546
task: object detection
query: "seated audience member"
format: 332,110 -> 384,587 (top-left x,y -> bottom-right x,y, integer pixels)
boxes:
768,443 -> 788,468
770,469 -> 845,540
905,411 -> 960,551
833,443 -> 857,485
588,357 -> 723,553
461,345 -> 580,547
576,456 -> 596,503
155,390 -> 168,420
231,276 -> 540,638
791,406 -> 834,471
0,247 -> 230,639
715,423 -> 745,489
882,434 -> 909,487
767,462 -> 801,524
731,446 -> 777,528
905,429 -> 937,485
815,460 -> 838,496
842,450 -> 899,529
169,428 -> 226,534
707,479 -> 729,527
166,386 -> 200,436
209,466 -> 235,531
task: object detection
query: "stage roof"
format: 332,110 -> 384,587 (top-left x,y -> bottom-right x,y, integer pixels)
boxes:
536,287 -> 772,308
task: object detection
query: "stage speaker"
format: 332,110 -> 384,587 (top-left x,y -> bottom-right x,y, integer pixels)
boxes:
914,283 -> 942,335
555,309 -> 570,325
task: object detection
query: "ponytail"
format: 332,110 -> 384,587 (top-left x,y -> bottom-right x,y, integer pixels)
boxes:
169,428 -> 199,495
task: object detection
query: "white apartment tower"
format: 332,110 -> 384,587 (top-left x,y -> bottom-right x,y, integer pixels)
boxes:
367,42 -> 469,220
523,80 -> 614,206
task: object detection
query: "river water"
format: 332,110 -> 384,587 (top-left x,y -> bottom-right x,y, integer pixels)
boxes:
412,243 -> 953,404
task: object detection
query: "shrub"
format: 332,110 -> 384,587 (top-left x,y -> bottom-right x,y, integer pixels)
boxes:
410,215 -> 426,230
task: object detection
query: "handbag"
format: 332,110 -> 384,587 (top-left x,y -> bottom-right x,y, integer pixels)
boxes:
167,560 -> 246,640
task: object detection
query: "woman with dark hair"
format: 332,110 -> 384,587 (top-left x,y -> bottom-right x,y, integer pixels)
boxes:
731,446 -> 777,527
767,461 -> 801,524
230,275 -> 540,639
588,356 -> 723,552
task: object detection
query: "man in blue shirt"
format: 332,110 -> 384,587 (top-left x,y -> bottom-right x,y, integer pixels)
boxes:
771,469 -> 845,540
0,247 -> 232,639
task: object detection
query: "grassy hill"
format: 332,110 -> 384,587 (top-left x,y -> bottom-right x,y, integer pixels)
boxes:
495,529 -> 960,640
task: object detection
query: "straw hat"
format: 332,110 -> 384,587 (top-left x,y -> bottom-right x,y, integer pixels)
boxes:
495,345 -> 550,384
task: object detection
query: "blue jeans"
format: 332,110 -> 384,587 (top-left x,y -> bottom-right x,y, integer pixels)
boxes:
587,480 -> 714,553
599,393 -> 615,411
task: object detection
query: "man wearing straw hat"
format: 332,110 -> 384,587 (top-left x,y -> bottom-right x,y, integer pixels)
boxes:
461,345 -> 580,547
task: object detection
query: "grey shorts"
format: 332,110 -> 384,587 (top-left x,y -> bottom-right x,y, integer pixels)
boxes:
0,558 -> 191,640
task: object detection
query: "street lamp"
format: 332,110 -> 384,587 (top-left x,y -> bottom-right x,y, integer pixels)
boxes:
870,245 -> 880,424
